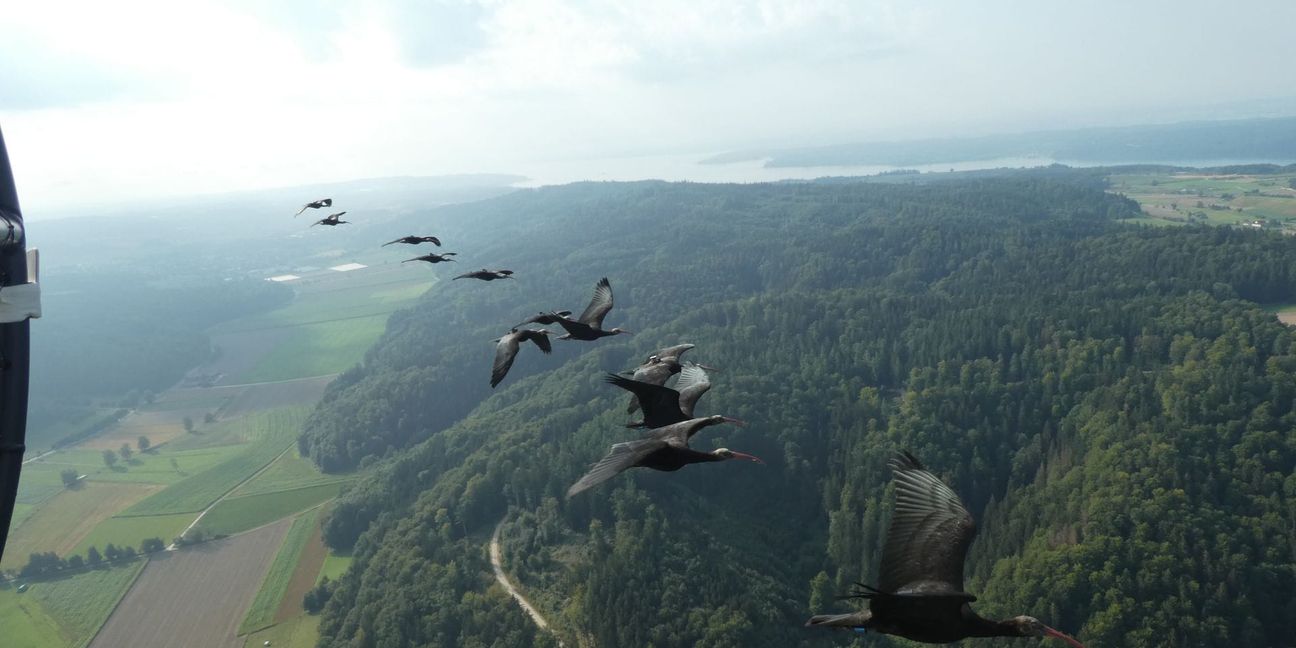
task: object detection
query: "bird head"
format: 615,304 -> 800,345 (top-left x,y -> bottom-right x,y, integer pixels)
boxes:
1006,617 -> 1085,647
712,448 -> 764,464
609,327 -> 633,336
707,414 -> 746,427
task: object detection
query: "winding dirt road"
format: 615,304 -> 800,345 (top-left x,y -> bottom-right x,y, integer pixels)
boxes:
491,518 -> 564,646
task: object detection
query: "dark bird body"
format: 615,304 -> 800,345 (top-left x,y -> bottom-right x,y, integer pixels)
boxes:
454,269 -> 514,281
513,310 -> 572,329
491,329 -> 552,388
404,253 -> 457,264
312,211 -> 348,227
294,198 -> 332,216
383,235 -> 441,247
805,452 -> 1085,647
549,277 -> 630,341
605,362 -> 713,428
566,415 -> 761,496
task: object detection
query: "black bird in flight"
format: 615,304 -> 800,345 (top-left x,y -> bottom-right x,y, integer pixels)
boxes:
805,451 -> 1085,647
403,253 -> 457,264
548,277 -> 630,341
567,415 -> 761,497
454,269 -> 514,281
383,235 -> 442,247
491,328 -> 552,388
311,211 -> 348,227
513,310 -> 572,329
605,362 -> 713,428
294,198 -> 332,216
622,346 -> 717,413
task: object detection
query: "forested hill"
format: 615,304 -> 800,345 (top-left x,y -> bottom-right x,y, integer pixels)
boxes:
301,175 -> 1296,647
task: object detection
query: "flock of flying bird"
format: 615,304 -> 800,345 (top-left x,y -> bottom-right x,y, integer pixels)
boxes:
293,197 -> 1087,646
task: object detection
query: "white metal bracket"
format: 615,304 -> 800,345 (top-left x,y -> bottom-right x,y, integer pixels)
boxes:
0,248 -> 40,323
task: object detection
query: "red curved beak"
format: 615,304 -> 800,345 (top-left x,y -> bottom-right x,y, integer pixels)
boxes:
729,450 -> 764,464
1043,626 -> 1085,648
721,416 -> 747,427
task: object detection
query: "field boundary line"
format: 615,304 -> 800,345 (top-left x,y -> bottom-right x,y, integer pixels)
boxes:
79,556 -> 151,648
167,445 -> 294,549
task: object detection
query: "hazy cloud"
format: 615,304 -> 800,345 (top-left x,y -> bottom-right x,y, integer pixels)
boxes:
1,0 -> 1294,211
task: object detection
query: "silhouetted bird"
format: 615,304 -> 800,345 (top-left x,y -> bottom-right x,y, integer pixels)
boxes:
491,328 -> 552,388
312,212 -> 348,227
605,362 -> 713,428
403,253 -> 457,264
294,198 -> 332,216
513,310 -> 572,329
383,235 -> 442,247
548,278 -> 630,341
805,451 -> 1086,647
454,269 -> 514,281
567,415 -> 761,496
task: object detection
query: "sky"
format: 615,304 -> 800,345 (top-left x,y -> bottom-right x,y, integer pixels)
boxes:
2,0 -> 1295,212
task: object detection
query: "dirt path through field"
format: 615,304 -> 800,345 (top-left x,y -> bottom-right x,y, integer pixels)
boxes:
491,517 -> 564,646
168,446 -> 292,550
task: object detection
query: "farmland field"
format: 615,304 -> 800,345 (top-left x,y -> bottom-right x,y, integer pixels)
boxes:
1109,171 -> 1296,228
195,483 -> 343,537
88,519 -> 292,648
0,560 -> 147,648
0,482 -> 160,571
275,512 -> 329,623
317,551 -> 353,583
239,510 -> 319,635
72,513 -> 197,555
232,449 -> 348,497
120,408 -> 305,516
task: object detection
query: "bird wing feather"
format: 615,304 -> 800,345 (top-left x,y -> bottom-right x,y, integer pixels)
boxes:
491,334 -> 521,388
603,373 -> 685,428
674,363 -> 712,417
567,438 -> 665,496
522,330 -> 552,353
878,452 -> 977,595
577,277 -> 614,327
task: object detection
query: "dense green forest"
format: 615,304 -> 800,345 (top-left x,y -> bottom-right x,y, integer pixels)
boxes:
299,174 -> 1295,647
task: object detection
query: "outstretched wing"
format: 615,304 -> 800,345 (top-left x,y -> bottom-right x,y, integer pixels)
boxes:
426,236 -> 441,246
578,277 -> 614,327
567,438 -> 664,496
521,329 -> 552,353
603,373 -> 685,428
674,363 -> 712,417
491,334 -> 521,388
652,344 -> 694,361
878,452 -> 977,595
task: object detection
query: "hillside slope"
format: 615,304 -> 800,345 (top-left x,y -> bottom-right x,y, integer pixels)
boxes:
303,176 -> 1296,647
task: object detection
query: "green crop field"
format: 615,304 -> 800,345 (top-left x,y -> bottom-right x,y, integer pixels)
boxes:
120,408 -> 305,516
240,510 -> 319,635
0,583 -> 64,647
233,450 -> 348,497
31,560 -> 147,647
195,483 -> 344,537
22,444 -> 242,487
220,269 -> 432,383
317,551 -> 353,584
0,560 -> 147,648
72,513 -> 196,555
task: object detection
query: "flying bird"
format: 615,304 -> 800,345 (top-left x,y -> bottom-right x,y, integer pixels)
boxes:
644,343 -> 698,364
804,451 -> 1086,647
548,277 -> 630,341
567,415 -> 761,497
403,253 -> 457,264
513,310 -> 572,329
491,328 -> 552,388
621,346 -> 717,413
605,362 -> 714,428
294,198 -> 332,216
312,211 -> 348,227
454,269 -> 514,281
383,235 -> 442,247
